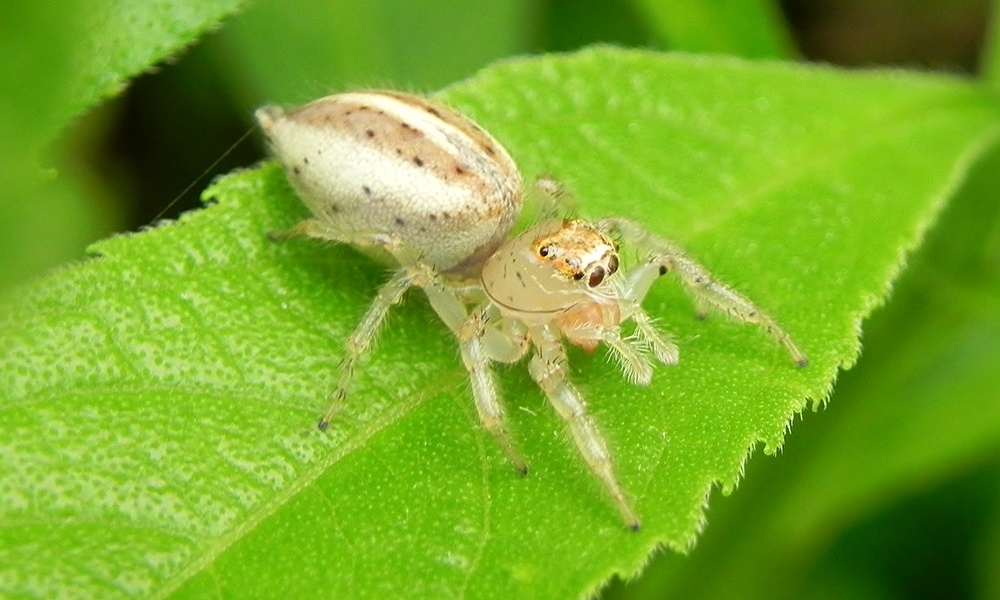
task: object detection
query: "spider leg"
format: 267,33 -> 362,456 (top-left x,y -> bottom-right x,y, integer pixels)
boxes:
597,217 -> 808,367
273,223 -> 429,429
530,174 -> 578,220
458,306 -> 528,474
630,308 -> 680,366
400,273 -> 529,473
318,267 -> 417,429
269,218 -> 402,252
599,326 -> 654,385
566,322 -> 654,385
287,217 -> 492,417
528,325 -> 640,531
481,307 -> 531,365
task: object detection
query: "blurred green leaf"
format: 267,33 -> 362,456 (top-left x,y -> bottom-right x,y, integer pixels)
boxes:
0,0 -> 252,290
65,0 -> 250,129
0,2 -> 102,289
220,0 -> 531,107
984,0 -> 1000,86
0,3 -> 82,149
1,48 -> 998,599
630,0 -> 794,58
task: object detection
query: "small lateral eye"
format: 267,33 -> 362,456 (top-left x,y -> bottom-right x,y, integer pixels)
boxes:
607,254 -> 619,275
573,271 -> 585,281
588,266 -> 606,287
538,245 -> 551,258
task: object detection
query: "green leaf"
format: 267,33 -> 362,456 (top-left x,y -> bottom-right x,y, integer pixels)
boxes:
605,135 -> 1000,600
630,0 -> 794,58
223,0 -> 531,104
981,481 -> 1000,598
64,0 -> 251,129
984,0 -> 1000,87
0,1 -> 104,289
1,48 -> 998,599
0,0 -> 251,289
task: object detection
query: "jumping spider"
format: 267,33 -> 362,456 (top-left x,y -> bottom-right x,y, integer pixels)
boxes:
257,90 -> 807,530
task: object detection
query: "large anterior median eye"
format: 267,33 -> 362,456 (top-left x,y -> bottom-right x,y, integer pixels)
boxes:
588,266 -> 606,287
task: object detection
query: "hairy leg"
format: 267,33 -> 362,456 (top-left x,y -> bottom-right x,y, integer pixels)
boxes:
318,268 -> 417,429
597,217 -> 808,367
563,322 -> 654,385
458,306 -> 527,473
528,325 -> 640,530
530,174 -> 578,220
274,213 -> 500,430
630,308 -> 680,366
269,218 -> 402,253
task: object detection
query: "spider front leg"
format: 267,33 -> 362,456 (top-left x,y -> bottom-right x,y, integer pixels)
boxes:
598,217 -> 808,367
629,309 -> 680,366
528,324 -> 640,530
529,174 -> 578,221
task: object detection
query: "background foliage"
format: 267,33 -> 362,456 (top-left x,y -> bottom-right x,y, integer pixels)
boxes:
2,1 -> 999,599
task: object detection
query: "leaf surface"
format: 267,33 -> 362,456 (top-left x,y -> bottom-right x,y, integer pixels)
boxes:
607,137 -> 1000,600
1,48 -> 998,599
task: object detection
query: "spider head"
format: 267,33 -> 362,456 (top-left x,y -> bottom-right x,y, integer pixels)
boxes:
532,220 -> 619,288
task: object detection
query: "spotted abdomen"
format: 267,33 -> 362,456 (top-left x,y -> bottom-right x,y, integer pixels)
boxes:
257,91 -> 523,271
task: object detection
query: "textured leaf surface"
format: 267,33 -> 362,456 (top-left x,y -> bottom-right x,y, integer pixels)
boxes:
608,141 -> 1000,600
1,48 -> 998,599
